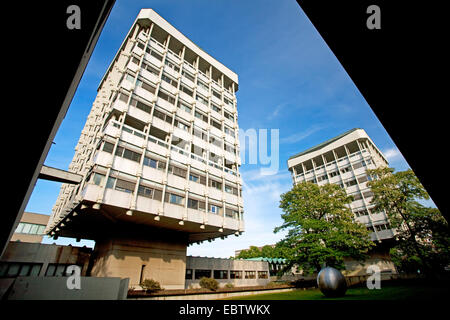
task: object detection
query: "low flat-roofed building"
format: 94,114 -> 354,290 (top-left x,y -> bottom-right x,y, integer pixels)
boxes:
10,212 -> 50,244
185,256 -> 270,288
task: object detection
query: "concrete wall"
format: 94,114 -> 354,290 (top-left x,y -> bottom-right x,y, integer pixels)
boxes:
90,237 -> 187,289
185,256 -> 270,288
7,276 -> 129,300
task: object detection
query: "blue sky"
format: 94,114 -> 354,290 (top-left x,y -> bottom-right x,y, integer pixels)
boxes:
27,0 -> 417,256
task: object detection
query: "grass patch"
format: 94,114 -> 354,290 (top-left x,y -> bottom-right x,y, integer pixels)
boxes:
223,283 -> 450,300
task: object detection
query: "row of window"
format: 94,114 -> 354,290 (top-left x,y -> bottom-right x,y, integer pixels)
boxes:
0,263 -> 81,278
115,91 -> 236,144
135,41 -> 235,100
15,223 -> 46,235
367,223 -> 391,232
185,269 -> 268,280
102,143 -> 239,195
90,171 -> 240,218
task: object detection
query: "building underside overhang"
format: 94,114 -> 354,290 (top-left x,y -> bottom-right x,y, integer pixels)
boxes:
46,200 -> 241,244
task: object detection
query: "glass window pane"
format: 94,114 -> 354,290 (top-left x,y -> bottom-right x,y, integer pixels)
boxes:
15,223 -> 24,233
37,225 -> 46,235
106,177 -> 116,189
30,265 -> 42,276
7,264 -> 21,277
45,265 -> 56,276
0,264 -> 8,277
22,223 -> 32,234
30,224 -> 39,235
19,264 -> 31,276
55,265 -> 66,277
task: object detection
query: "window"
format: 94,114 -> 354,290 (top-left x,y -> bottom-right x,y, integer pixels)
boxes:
258,271 -> 268,279
103,142 -> 114,153
143,156 -> 157,169
209,179 -> 222,190
195,269 -> 212,279
352,193 -> 363,201
158,90 -> 176,105
189,174 -> 199,183
245,271 -> 256,279
180,85 -> 193,97
197,80 -> 209,91
340,166 -> 351,174
212,90 -> 221,99
209,204 -> 221,215
182,70 -> 195,82
142,61 -> 159,75
363,191 -> 374,199
224,126 -> 235,138
164,59 -> 180,72
45,264 -> 82,277
345,179 -> 357,187
230,270 -> 242,279
130,97 -> 152,114
92,173 -> 105,186
161,73 -> 178,87
169,165 -> 187,178
212,104 -> 221,113
166,193 -> 184,206
138,185 -> 153,198
196,94 -> 209,106
329,171 -> 339,178
193,127 -> 207,141
0,263 -> 42,278
15,223 -> 46,235
317,175 -> 328,182
118,92 -> 129,103
194,110 -> 208,123
116,146 -> 141,162
115,179 -> 136,194
214,270 -> 228,279
174,119 -> 190,132
153,108 -> 173,124
224,97 -> 233,107
210,119 -> 222,130
185,269 -> 193,280
224,111 -> 234,122
187,198 -> 198,209
178,101 -> 192,113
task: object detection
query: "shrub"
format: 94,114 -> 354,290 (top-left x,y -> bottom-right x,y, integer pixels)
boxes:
225,283 -> 235,289
199,277 -> 219,291
140,279 -> 161,292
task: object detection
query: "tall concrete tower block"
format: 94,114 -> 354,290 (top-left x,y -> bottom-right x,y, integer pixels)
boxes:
46,9 -> 244,289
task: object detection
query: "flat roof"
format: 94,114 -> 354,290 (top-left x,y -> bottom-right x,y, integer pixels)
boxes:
288,128 -> 361,160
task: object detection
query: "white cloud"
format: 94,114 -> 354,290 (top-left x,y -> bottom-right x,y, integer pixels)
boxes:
280,126 -> 324,144
383,147 -> 403,163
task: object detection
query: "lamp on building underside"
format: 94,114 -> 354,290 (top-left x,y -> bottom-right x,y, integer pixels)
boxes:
234,232 -> 239,236
92,203 -> 101,210
218,228 -> 223,232
126,210 -> 133,216
200,224 -> 205,229
178,220 -> 184,225
154,216 -> 160,221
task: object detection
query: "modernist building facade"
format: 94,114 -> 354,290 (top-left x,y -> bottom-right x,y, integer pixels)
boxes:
46,9 -> 243,289
287,128 -> 394,242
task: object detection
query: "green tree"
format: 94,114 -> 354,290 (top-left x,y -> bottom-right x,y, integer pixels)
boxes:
274,182 -> 374,275
367,168 -> 450,275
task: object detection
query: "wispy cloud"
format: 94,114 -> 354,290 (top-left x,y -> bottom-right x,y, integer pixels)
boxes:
266,103 -> 285,120
280,125 -> 324,144
383,147 -> 403,163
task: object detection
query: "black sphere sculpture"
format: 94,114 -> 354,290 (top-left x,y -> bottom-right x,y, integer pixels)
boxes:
317,267 -> 347,297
